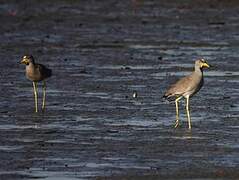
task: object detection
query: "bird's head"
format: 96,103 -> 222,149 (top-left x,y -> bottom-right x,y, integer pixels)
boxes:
196,58 -> 210,69
21,55 -> 34,65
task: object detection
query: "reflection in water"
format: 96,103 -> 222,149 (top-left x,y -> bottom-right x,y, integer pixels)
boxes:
172,131 -> 195,140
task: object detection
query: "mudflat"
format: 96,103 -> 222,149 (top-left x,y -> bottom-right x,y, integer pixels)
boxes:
1,0 -> 239,179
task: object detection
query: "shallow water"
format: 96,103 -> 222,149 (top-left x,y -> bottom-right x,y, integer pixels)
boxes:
1,0 -> 239,179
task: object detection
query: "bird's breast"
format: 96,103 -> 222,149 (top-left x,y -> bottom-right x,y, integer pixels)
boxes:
185,77 -> 204,97
26,66 -> 42,82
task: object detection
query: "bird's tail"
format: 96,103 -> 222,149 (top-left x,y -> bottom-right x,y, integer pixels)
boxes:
162,94 -> 175,102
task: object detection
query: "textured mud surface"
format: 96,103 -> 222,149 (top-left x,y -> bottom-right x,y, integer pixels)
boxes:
1,0 -> 239,179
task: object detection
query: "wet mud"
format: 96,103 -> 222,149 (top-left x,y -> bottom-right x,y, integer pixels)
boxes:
1,0 -> 239,179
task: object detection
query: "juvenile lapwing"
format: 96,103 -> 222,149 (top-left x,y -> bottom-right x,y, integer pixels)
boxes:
21,55 -> 52,113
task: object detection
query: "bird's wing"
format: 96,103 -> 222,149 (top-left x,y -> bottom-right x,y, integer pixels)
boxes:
36,64 -> 52,78
35,64 -> 45,74
164,74 -> 194,97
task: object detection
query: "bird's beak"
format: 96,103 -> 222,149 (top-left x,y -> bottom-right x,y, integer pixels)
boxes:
201,62 -> 210,68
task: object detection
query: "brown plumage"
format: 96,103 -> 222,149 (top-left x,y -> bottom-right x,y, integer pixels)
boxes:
22,55 -> 52,82
163,59 -> 210,129
21,55 -> 52,112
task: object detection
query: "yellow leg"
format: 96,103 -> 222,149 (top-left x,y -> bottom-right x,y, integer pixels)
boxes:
186,96 -> 191,130
33,82 -> 38,113
42,80 -> 46,111
174,96 -> 182,128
